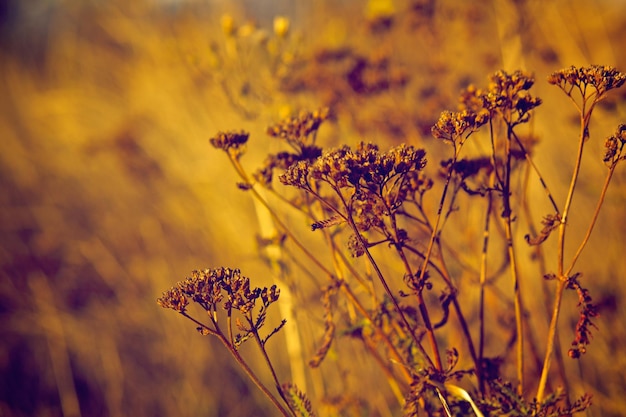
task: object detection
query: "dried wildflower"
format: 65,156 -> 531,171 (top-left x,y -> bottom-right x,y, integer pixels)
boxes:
352,193 -> 386,231
548,65 -> 626,96
347,234 -> 366,257
260,285 -> 280,307
209,130 -> 249,159
482,70 -> 542,125
431,110 -> 488,144
565,273 -> 599,359
254,147 -> 322,187
320,142 -> 426,189
279,160 -> 312,189
603,124 -> 626,166
255,110 -> 327,188
266,108 -> 330,149
157,286 -> 189,312
459,84 -> 487,114
158,267 -> 281,319
281,383 -> 316,417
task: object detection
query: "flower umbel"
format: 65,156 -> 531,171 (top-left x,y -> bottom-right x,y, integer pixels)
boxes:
209,130 -> 250,159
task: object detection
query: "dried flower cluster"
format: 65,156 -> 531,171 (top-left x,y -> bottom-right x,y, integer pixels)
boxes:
431,110 -> 488,145
157,267 -> 280,331
254,109 -> 330,187
161,64 -> 626,417
603,123 -> 626,166
281,142 -> 426,192
209,130 -> 249,159
548,65 -> 626,96
266,108 -> 330,147
565,274 -> 599,359
458,70 -> 542,128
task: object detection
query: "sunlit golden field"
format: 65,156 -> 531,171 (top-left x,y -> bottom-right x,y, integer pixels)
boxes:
1,0 -> 626,416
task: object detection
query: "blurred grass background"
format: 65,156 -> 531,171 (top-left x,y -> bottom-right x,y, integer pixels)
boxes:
1,0 -> 625,416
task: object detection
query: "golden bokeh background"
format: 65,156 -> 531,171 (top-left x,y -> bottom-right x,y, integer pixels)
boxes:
1,0 -> 625,416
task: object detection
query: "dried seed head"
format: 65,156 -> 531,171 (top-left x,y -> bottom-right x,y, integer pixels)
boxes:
431,110 -> 488,143
210,130 -> 249,159
157,286 -> 189,312
548,65 -> 626,96
266,108 -> 330,149
603,124 -> 626,165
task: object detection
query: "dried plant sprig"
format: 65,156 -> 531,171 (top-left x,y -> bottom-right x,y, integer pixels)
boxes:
266,108 -> 330,149
255,109 -> 328,188
603,123 -> 626,166
548,65 -> 626,99
484,70 -> 542,126
281,141 -> 439,371
163,62 -> 623,415
281,383 -> 316,417
538,67 -> 625,403
209,130 -> 250,159
431,110 -> 488,146
481,380 -> 592,417
157,267 -> 298,417
565,273 -> 599,359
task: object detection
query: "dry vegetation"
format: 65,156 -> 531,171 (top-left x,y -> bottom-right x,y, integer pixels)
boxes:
1,0 -> 626,416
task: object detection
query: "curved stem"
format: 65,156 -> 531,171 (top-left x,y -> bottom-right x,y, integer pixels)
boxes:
181,312 -> 293,416
565,165 -> 616,277
537,103 -> 595,402
536,280 -> 567,402
250,317 -> 297,416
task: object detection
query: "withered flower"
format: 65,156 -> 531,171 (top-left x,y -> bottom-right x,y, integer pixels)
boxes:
548,65 -> 626,96
603,124 -> 626,166
566,273 -> 599,359
266,108 -> 330,149
255,110 -> 326,187
157,286 -> 189,312
209,130 -> 250,159
431,110 -> 488,144
483,70 -> 542,125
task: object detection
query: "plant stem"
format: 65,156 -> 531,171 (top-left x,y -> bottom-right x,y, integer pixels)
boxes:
181,312 -> 293,416
565,165 -> 616,277
220,331 -> 294,417
536,279 -> 566,402
537,107 -> 591,402
478,190 -> 493,396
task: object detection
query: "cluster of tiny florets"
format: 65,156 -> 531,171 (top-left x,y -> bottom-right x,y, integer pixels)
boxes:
431,110 -> 489,143
566,274 -> 599,359
266,108 -> 330,149
548,65 -> 626,95
157,267 -> 279,315
457,70 -> 541,128
603,124 -> 626,166
280,142 -> 427,192
253,110 -> 328,187
209,130 -> 250,159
